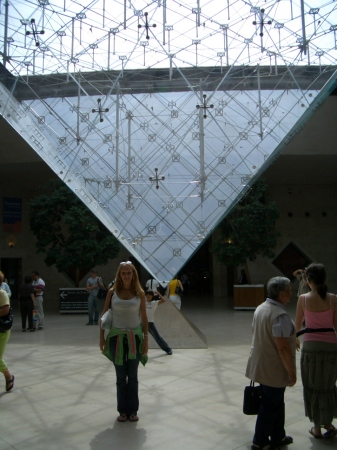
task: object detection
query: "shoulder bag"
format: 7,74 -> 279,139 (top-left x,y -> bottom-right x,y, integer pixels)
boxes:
0,307 -> 14,333
175,280 -> 182,295
101,309 -> 113,330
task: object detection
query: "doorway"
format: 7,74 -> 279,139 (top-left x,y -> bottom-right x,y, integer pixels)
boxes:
0,258 -> 22,300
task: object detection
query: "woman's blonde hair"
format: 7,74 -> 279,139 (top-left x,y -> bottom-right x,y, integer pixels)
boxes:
114,263 -> 144,298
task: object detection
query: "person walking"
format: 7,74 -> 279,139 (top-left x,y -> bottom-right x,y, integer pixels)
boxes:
19,275 -> 36,332
100,261 -> 148,422
0,289 -> 14,392
293,267 -> 310,298
86,269 -> 105,325
246,276 -> 296,450
32,270 -> 45,330
145,290 -> 172,355
295,263 -> 337,439
167,276 -> 183,310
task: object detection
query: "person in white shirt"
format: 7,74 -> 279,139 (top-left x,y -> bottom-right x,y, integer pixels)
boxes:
145,277 -> 160,292
32,270 -> 45,330
145,290 -> 172,355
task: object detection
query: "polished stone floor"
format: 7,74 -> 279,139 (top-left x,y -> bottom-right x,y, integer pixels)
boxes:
0,296 -> 336,450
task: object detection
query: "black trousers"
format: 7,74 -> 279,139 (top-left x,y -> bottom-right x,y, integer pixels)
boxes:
20,299 -> 34,329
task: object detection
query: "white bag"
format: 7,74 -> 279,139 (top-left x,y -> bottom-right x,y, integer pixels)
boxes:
101,309 -> 113,330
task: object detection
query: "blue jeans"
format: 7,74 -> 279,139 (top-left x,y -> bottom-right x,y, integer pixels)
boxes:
253,384 -> 286,447
88,294 -> 99,323
109,335 -> 141,414
148,322 -> 171,353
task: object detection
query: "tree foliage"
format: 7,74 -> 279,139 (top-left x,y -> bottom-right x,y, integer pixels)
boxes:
29,180 -> 120,279
211,179 -> 280,268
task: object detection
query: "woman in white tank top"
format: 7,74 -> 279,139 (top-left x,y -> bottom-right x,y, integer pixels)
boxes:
99,261 -> 148,423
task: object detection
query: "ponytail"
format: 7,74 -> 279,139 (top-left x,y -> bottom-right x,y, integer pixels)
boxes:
317,283 -> 327,300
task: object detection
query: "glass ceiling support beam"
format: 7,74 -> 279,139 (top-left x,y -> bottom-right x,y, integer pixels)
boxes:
115,85 -> 120,192
76,74 -> 81,144
257,65 -> 263,140
300,0 -> 307,56
169,54 -> 173,81
71,18 -> 74,61
198,82 -> 205,203
126,110 -> 133,208
162,0 -> 167,45
220,25 -> 229,67
39,0 -> 47,32
2,0 -> 9,67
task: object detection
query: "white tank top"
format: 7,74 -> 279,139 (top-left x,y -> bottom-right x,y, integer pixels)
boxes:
111,292 -> 141,329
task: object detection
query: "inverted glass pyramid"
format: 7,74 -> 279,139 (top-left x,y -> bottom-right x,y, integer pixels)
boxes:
0,0 -> 336,283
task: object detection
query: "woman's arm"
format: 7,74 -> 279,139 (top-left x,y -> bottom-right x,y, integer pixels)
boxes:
332,294 -> 337,332
3,283 -> 11,298
156,291 -> 166,305
178,280 -> 183,291
293,269 -> 302,277
139,294 -> 149,356
99,289 -> 114,351
295,295 -> 305,350
98,277 -> 105,289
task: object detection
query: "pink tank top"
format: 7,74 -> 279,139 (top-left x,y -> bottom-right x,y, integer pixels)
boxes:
303,294 -> 337,343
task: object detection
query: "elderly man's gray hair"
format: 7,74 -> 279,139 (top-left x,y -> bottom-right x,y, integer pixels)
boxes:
267,276 -> 291,300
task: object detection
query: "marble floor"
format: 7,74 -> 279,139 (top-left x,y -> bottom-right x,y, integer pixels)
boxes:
0,296 -> 336,450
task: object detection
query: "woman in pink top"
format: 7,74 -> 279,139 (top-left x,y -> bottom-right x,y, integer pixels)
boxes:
295,263 -> 337,439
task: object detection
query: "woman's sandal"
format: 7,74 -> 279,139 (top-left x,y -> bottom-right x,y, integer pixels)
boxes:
5,375 -> 14,392
128,414 -> 139,422
309,427 -> 322,439
117,414 -> 128,422
323,426 -> 337,438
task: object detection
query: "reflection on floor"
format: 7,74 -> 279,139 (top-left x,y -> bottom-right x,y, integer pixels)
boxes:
0,296 -> 335,450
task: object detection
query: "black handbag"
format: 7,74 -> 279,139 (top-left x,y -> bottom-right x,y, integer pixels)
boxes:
0,307 -> 14,333
97,278 -> 107,299
243,381 -> 261,415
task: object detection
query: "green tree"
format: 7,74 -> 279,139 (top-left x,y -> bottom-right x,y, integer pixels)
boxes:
211,179 -> 280,281
29,179 -> 120,286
